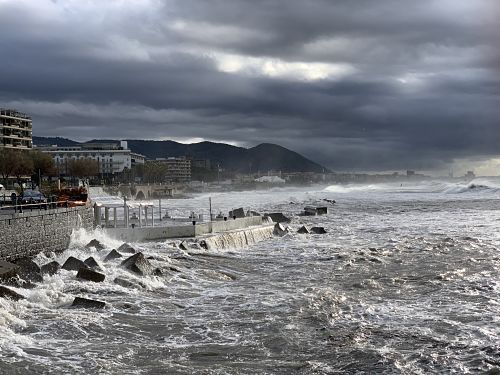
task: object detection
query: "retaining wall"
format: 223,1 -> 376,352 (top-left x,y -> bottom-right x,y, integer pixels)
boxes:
0,206 -> 94,261
103,216 -> 270,242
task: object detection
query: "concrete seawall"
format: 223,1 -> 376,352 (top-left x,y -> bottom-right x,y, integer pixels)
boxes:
103,216 -> 269,242
0,206 -> 94,261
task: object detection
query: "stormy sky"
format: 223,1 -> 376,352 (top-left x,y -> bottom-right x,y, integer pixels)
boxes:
0,0 -> 498,174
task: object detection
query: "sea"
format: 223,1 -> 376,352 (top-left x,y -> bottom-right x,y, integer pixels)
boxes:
1,179 -> 500,374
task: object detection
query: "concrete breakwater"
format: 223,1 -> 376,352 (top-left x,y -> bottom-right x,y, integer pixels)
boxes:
0,206 -> 94,261
199,223 -> 275,250
103,216 -> 271,242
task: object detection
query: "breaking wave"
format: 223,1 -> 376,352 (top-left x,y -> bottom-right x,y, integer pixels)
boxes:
324,178 -> 500,196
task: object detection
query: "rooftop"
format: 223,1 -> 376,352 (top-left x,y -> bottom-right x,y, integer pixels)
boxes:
0,109 -> 32,121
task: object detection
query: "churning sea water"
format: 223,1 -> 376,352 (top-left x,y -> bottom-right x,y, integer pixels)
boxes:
1,180 -> 500,374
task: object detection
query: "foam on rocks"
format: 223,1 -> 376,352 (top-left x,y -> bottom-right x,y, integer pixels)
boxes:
0,285 -> 25,301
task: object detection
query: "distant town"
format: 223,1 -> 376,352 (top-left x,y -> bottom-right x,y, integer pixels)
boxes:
0,108 -> 479,198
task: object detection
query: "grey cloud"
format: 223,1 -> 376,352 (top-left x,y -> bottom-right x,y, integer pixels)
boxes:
0,0 -> 498,172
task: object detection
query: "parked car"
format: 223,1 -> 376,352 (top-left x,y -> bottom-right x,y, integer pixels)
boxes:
17,190 -> 48,206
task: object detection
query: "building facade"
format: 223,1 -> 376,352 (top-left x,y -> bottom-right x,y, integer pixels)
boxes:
0,109 -> 33,149
38,141 -> 145,176
156,157 -> 192,182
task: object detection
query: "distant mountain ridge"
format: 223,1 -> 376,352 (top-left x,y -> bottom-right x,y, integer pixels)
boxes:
33,136 -> 329,173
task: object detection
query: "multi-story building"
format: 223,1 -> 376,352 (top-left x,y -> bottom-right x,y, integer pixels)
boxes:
0,109 -> 33,149
37,141 -> 145,176
156,157 -> 191,182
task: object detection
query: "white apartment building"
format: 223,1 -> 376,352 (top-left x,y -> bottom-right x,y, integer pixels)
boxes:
38,141 -> 145,176
0,109 -> 33,149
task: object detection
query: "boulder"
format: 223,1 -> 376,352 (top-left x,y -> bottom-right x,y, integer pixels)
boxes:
229,207 -> 245,218
62,257 -> 88,272
316,207 -> 328,215
323,199 -> 336,204
114,277 -> 140,289
0,261 -> 20,280
84,257 -> 102,271
41,261 -> 60,276
71,296 -> 105,309
120,252 -> 154,276
303,206 -> 317,216
311,227 -> 327,234
104,250 -> 122,262
85,239 -> 105,251
76,268 -> 105,283
297,225 -> 310,234
13,258 -> 43,283
0,285 -> 25,301
117,243 -> 136,254
274,223 -> 288,237
264,213 -> 291,223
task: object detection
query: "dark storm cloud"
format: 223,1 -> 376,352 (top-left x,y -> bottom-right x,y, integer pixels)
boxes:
0,0 -> 498,172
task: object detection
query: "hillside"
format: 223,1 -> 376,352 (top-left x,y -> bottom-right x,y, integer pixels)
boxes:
33,137 -> 329,173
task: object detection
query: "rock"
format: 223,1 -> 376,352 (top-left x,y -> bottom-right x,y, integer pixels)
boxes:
13,258 -> 43,283
310,227 -> 327,234
274,223 -> 288,237
264,213 -> 291,223
117,243 -> 136,254
0,260 -> 20,280
62,257 -> 88,272
41,261 -> 60,276
297,225 -> 310,234
84,257 -> 102,271
153,268 -> 164,276
104,250 -> 122,262
114,277 -> 140,289
85,239 -> 105,251
0,285 -> 25,301
179,241 -> 189,251
316,207 -> 328,215
189,243 -> 202,250
76,268 -> 105,283
229,207 -> 245,218
71,296 -> 105,309
120,252 -> 154,276
303,206 -> 317,216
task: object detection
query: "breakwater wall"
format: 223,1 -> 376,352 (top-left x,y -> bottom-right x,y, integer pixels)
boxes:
0,206 -> 94,261
103,216 -> 270,242
201,224 -> 275,250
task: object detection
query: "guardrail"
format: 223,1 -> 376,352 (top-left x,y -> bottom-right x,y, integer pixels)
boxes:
0,199 -> 83,214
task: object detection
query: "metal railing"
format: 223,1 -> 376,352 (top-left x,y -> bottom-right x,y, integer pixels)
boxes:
0,198 -> 80,214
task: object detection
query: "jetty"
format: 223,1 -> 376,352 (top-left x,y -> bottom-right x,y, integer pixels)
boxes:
91,197 -> 273,242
